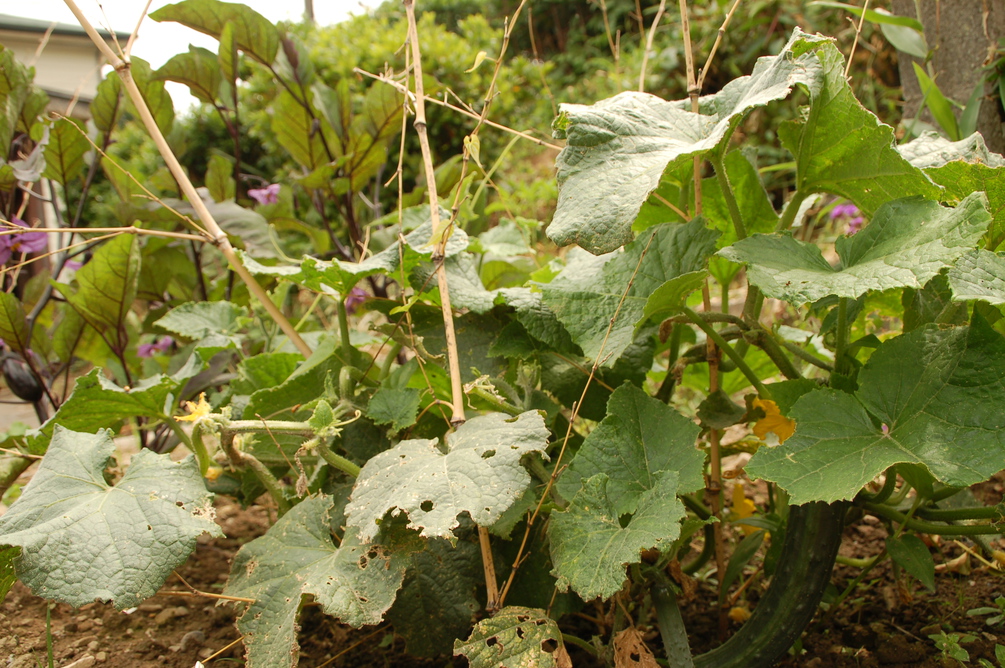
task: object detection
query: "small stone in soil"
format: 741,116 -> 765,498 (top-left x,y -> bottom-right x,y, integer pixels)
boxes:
180,629 -> 206,650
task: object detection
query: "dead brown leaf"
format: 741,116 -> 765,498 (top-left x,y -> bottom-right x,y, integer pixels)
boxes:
613,627 -> 659,668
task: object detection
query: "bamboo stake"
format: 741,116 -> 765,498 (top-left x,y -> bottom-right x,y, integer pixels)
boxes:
61,0 -> 312,359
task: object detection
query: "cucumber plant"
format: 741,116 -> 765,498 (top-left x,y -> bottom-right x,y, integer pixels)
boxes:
1,2 -> 1004,667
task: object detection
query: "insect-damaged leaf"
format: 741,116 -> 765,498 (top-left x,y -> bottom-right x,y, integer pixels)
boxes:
0,427 -> 221,609
224,494 -> 412,668
454,606 -> 570,668
747,319 -> 1005,503
719,194 -> 990,305
345,411 -> 550,541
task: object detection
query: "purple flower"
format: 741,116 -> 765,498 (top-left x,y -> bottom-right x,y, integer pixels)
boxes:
248,183 -> 281,206
344,286 -> 367,315
829,203 -> 860,220
829,203 -> 865,235
63,260 -> 82,271
137,336 -> 174,358
0,218 -> 48,265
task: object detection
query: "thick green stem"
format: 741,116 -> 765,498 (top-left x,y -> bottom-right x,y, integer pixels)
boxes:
224,420 -> 314,435
316,441 -> 361,478
337,293 -> 353,363
562,634 -> 598,657
777,190 -> 808,231
171,420 -> 210,476
861,501 -> 1005,536
682,307 -> 769,397
379,341 -> 404,381
777,338 -> 833,372
713,152 -> 746,241
747,329 -> 802,380
654,584 -> 695,667
856,469 -> 898,504
242,451 -> 291,515
834,297 -> 850,376
915,505 -> 1004,522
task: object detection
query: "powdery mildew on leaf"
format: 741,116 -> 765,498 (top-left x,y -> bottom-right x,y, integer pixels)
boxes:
345,411 -> 550,541
747,321 -> 1005,503
223,495 -> 410,668
548,29 -> 829,254
0,427 -> 221,609
454,606 -> 569,668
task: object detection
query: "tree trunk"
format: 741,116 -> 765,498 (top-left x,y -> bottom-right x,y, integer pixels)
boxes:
893,0 -> 1005,153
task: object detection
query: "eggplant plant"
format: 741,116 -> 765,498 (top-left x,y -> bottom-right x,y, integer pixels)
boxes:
1,2 -> 1004,667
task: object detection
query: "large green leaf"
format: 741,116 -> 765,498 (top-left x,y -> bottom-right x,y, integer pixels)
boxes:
150,0 -> 279,66
949,250 -> 1005,305
0,427 -> 221,608
542,219 -> 719,361
777,42 -> 939,215
224,495 -> 410,668
272,89 -> 332,171
556,384 -> 703,514
454,606 -> 568,668
900,132 -> 1005,249
549,29 -> 830,254
26,365 -> 199,454
125,58 -> 175,138
241,210 -> 467,295
155,300 -> 245,339
386,538 -> 481,657
0,292 -> 29,355
155,45 -> 222,105
90,73 -> 123,134
42,117 -> 89,187
746,321 -> 1005,503
345,411 -> 550,541
56,234 -> 142,345
549,472 -> 685,600
719,194 -> 990,304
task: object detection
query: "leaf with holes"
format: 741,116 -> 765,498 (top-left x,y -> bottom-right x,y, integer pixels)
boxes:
556,383 -> 703,515
224,494 -> 412,668
719,194 -> 990,305
454,606 -> 569,668
345,411 -> 550,541
747,320 -> 1005,503
549,472 -> 686,600
0,427 -> 220,609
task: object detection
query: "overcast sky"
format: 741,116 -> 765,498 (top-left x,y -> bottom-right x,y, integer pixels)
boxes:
9,0 -> 377,108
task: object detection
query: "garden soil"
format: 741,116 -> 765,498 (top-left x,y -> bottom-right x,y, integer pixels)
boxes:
1,478 -> 1003,668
